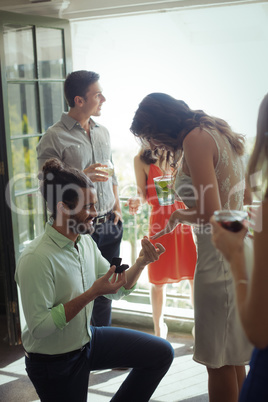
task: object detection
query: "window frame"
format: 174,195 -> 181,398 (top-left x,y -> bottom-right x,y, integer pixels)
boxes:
0,10 -> 72,345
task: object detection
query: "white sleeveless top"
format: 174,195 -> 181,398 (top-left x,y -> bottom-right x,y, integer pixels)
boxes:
175,127 -> 253,368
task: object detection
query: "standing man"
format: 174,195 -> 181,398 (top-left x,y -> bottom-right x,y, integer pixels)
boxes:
15,158 -> 174,402
37,71 -> 122,326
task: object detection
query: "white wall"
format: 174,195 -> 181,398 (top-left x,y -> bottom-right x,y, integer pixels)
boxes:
71,2 -> 268,151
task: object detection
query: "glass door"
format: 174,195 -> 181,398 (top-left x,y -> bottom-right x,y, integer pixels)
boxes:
0,11 -> 72,345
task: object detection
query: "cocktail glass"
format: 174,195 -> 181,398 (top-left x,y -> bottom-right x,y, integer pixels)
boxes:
153,175 -> 175,206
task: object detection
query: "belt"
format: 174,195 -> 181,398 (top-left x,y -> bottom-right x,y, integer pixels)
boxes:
24,344 -> 87,362
93,211 -> 114,225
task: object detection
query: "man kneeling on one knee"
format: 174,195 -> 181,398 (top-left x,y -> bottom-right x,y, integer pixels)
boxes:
15,157 -> 174,402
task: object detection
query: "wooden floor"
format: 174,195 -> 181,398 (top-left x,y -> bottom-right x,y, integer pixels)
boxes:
0,318 -> 209,402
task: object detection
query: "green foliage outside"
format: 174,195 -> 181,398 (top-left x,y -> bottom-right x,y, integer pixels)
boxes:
9,107 -> 44,248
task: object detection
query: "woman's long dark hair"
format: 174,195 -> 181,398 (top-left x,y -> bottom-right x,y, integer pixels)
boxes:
139,148 -> 174,174
130,93 -> 245,160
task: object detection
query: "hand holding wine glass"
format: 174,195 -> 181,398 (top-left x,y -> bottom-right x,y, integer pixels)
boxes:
95,160 -> 114,177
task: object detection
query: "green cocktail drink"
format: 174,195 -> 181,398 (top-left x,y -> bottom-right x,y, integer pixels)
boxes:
153,175 -> 175,206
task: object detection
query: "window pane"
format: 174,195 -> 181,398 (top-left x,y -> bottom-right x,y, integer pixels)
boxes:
39,82 -> 65,131
15,193 -> 45,252
11,137 -> 40,193
36,28 -> 65,78
8,83 -> 39,138
3,25 -> 35,79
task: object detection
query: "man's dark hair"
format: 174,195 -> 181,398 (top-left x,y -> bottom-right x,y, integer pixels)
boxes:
64,70 -> 100,107
39,158 -> 94,219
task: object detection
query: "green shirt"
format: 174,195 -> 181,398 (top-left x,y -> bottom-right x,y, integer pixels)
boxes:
15,222 -> 134,354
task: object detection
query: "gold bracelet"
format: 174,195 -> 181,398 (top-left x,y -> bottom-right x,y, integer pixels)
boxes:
235,279 -> 248,287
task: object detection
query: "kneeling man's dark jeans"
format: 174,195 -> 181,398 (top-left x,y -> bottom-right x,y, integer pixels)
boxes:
26,326 -> 174,402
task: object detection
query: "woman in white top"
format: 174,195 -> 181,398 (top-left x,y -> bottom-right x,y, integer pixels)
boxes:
130,93 -> 253,402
